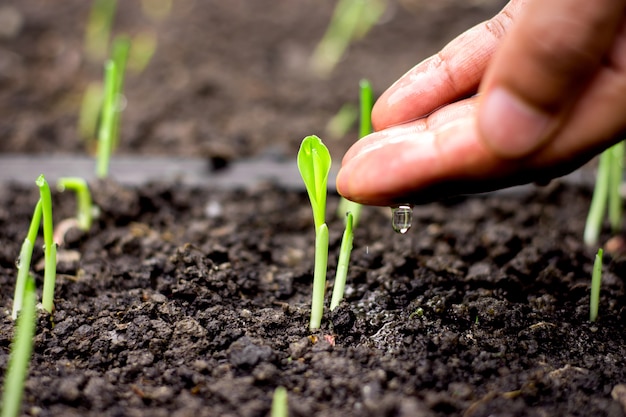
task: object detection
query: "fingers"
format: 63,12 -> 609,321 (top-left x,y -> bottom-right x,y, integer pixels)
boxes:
371,0 -> 524,131
336,33 -> 626,206
477,0 -> 626,158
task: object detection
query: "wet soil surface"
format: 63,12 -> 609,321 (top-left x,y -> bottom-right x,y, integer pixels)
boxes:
0,180 -> 625,417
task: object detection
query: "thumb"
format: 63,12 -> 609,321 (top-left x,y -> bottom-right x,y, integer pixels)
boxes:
477,0 -> 626,158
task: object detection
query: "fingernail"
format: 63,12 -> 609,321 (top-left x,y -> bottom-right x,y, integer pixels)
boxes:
478,87 -> 553,158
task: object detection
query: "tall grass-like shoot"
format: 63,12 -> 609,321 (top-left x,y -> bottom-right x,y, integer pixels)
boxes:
36,175 -> 57,314
12,200 -> 42,320
1,275 -> 36,417
297,135 -> 331,330
78,82 -> 103,148
326,103 -> 358,139
57,177 -> 97,231
128,30 -> 158,73
337,79 -> 373,226
311,0 -> 386,77
590,248 -> 603,322
110,35 -> 131,151
330,212 -> 354,310
270,386 -> 288,417
85,0 -> 118,61
96,60 -> 118,178
584,150 -> 612,246
608,141 -> 624,233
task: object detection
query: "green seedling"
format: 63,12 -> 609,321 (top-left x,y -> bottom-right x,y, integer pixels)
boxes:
84,0 -> 118,61
608,141 -> 624,233
2,275 -> 36,417
326,103 -> 358,139
37,175 -> 57,314
78,82 -> 103,149
337,79 -> 373,226
330,212 -> 354,310
12,200 -> 42,320
590,248 -> 603,322
110,35 -> 131,152
584,141 -> 624,246
298,135 -> 332,330
128,30 -> 158,73
57,177 -> 98,231
311,0 -> 386,77
96,60 -> 118,178
270,386 -> 288,417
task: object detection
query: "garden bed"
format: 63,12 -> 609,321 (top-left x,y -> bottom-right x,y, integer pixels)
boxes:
1,176 -> 625,417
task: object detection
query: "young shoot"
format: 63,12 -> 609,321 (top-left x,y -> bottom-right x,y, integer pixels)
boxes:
2,275 -> 37,417
590,248 -> 603,322
337,79 -> 373,226
584,141 -> 624,246
608,141 -> 624,233
330,212 -> 354,311
311,0 -> 386,77
36,175 -> 57,314
270,386 -> 288,417
110,35 -> 131,152
96,60 -> 118,178
297,135 -> 331,330
84,0 -> 118,61
12,200 -> 42,320
78,82 -> 103,148
57,177 -> 98,231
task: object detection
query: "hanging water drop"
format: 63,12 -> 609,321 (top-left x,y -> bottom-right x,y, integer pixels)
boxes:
391,204 -> 413,234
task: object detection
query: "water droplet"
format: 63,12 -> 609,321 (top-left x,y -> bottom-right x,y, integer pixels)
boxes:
15,256 -> 21,269
391,204 -> 413,234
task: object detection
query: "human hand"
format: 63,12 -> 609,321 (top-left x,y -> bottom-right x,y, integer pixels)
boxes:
336,0 -> 626,206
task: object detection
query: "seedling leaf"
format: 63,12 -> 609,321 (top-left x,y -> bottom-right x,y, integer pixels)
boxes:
298,135 -> 331,230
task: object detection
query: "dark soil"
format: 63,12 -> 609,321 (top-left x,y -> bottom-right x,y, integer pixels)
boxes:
0,180 -> 625,417
2,1 -> 626,417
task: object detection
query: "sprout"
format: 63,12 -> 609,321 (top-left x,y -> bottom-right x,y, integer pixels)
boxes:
297,135 -> 331,330
57,177 -> 98,231
590,248 -> 603,322
270,386 -> 288,417
330,212 -> 354,311
110,35 -> 131,152
337,79 -> 373,226
36,175 -> 57,314
96,60 -> 118,178
78,82 -> 103,149
84,0 -> 118,62
584,141 -> 624,246
2,275 -> 36,417
12,200 -> 42,320
310,0 -> 386,77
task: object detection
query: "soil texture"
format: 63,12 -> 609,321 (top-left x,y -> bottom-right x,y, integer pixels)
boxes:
0,180 -> 625,417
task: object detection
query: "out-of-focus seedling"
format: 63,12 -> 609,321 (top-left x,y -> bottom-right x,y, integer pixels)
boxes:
337,79 -> 373,226
84,0 -> 118,62
2,276 -> 36,417
96,60 -> 118,178
584,141 -> 624,246
311,0 -> 387,77
271,386 -> 288,417
12,200 -> 42,320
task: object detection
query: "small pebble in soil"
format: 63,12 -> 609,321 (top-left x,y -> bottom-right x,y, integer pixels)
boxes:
391,204 -> 413,234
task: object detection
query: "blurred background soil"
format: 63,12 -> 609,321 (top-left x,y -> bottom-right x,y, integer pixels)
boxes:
0,0 -> 506,162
